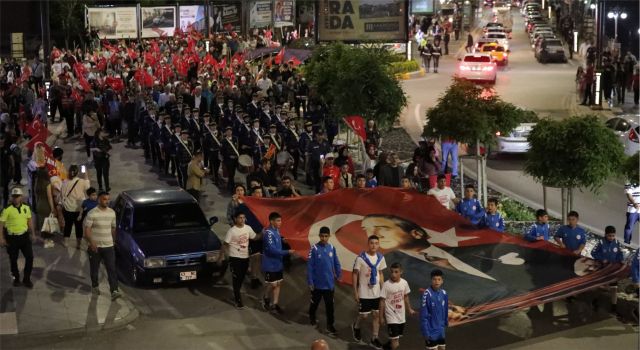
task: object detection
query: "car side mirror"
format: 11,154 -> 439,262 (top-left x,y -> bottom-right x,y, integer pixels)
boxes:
209,216 -> 218,226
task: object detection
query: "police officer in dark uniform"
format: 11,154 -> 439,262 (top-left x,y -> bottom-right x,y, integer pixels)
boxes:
175,130 -> 194,189
150,113 -> 162,167
249,118 -> 264,167
237,113 -> 253,156
180,106 -> 191,130
221,101 -> 236,130
284,117 -> 301,180
168,124 -> 182,177
299,121 -> 314,185
259,103 -> 273,131
203,120 -> 222,185
306,130 -> 331,193
246,93 -> 260,120
140,106 -> 153,160
221,126 -> 240,192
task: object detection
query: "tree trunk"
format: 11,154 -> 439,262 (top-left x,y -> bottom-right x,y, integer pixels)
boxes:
542,185 -> 548,212
568,187 -> 574,212
476,140 -> 483,205
561,187 -> 568,224
482,155 -> 488,208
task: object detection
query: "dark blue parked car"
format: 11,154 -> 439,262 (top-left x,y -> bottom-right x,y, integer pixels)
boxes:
112,188 -> 226,285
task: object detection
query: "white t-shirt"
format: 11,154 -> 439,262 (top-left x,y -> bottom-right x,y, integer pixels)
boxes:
427,186 -> 456,210
353,253 -> 387,299
626,184 -> 640,214
224,225 -> 256,259
380,278 -> 411,324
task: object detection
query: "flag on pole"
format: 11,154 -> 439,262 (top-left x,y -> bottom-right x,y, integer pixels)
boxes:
343,115 -> 367,142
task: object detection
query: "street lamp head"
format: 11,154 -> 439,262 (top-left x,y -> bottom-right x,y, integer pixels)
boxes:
620,13 -> 627,19
590,4 -> 596,9
607,12 -> 615,19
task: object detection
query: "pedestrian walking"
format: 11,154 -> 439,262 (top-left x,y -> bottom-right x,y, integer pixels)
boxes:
443,31 -> 450,55
465,32 -> 474,53
633,65 -> 639,106
432,39 -> 443,73
419,39 -> 433,73
307,226 -> 341,335
59,165 -> 90,248
580,63 -> 595,105
624,182 -> 640,244
84,191 -> 121,301
351,235 -> 387,349
223,211 -> 260,309
420,269 -> 448,350
379,262 -> 415,350
261,212 -> 295,314
82,112 -> 100,163
614,60 -> 626,105
91,129 -> 112,192
0,187 -> 36,288
186,150 -> 209,202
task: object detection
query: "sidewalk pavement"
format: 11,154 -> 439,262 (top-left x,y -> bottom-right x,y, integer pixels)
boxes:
0,239 -> 138,338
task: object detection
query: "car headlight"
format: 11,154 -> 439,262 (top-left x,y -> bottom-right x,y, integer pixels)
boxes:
206,251 -> 221,262
143,257 -> 165,268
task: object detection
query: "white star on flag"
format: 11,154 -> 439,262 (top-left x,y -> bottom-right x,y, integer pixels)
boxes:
425,227 -> 477,247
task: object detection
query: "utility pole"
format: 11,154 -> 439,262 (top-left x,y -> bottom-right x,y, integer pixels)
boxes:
40,0 -> 52,80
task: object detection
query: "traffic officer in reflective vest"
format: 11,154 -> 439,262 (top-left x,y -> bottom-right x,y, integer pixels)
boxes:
0,188 -> 36,288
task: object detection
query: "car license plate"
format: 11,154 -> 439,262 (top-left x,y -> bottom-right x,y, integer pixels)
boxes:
180,271 -> 197,281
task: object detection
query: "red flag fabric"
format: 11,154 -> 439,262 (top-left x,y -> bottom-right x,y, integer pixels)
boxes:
203,53 -> 217,67
243,188 -> 628,326
216,58 -> 226,71
127,47 -> 138,60
274,48 -> 285,65
105,76 -> 124,93
343,116 -> 367,142
289,55 -> 302,67
144,52 -> 156,67
96,57 -> 107,72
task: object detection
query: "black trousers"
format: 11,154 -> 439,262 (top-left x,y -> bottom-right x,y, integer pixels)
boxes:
615,84 -> 625,104
6,234 -> 33,280
50,99 -> 62,121
205,151 -> 221,181
224,159 -> 238,192
62,209 -> 83,239
94,157 -> 110,190
309,289 -> 335,327
582,82 -> 593,104
88,246 -> 118,293
63,108 -> 74,136
84,133 -> 94,157
310,162 -> 321,193
230,257 -> 249,303
177,164 -> 188,189
433,56 -> 440,71
127,122 -> 138,145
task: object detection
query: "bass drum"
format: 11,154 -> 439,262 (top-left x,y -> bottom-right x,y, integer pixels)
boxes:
276,151 -> 291,166
238,154 -> 253,173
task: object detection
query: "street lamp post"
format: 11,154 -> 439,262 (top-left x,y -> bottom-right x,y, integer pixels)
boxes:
607,9 -> 627,40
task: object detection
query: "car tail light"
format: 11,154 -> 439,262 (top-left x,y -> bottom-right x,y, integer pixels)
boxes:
630,128 -> 639,143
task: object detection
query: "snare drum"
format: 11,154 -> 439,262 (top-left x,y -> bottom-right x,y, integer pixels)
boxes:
238,154 -> 253,173
276,151 -> 291,166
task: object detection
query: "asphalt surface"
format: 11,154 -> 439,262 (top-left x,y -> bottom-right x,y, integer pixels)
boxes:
400,8 -> 637,246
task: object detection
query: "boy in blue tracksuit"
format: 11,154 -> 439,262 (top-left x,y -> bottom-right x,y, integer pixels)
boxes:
307,226 -> 342,335
455,185 -> 484,225
421,269 -> 448,350
591,226 -> 624,314
480,197 -> 504,232
262,212 -> 294,314
554,211 -> 586,255
524,209 -> 550,242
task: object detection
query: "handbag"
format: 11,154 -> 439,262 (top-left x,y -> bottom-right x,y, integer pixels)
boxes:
41,214 -> 61,234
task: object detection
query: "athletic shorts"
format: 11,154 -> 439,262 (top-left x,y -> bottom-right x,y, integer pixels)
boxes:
264,270 -> 283,283
426,337 -> 446,349
249,239 -> 263,256
358,298 -> 380,314
387,323 -> 405,339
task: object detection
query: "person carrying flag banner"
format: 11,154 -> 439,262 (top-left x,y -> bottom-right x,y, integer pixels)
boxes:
243,188 -> 630,326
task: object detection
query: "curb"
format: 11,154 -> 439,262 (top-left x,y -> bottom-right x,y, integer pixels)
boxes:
396,69 -> 426,80
0,297 -> 139,343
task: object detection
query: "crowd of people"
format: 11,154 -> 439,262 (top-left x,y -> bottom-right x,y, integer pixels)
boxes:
0,22 -> 640,349
576,49 -> 640,107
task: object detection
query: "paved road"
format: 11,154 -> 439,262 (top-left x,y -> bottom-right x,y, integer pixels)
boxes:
400,8 -> 637,246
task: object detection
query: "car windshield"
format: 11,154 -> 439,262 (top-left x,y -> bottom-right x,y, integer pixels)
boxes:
487,34 -> 506,39
464,56 -> 491,63
545,40 -> 562,46
134,203 -> 208,233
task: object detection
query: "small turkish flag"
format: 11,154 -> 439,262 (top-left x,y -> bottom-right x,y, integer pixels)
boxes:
343,116 -> 367,142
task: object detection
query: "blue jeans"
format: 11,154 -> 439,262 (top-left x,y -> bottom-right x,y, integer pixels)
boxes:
441,141 -> 458,176
624,212 -> 639,244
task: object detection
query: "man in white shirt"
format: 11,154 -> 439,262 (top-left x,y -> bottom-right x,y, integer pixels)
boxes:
379,262 -> 415,350
158,85 -> 172,108
351,235 -> 386,349
257,75 -> 272,93
223,211 -> 261,309
84,191 -> 120,300
624,182 -> 640,244
427,174 -> 458,210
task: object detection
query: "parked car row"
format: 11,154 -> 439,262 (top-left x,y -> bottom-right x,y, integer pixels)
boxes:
522,1 -> 567,63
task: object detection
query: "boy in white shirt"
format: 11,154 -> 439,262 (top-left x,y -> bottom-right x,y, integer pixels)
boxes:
427,175 -> 458,210
380,262 -> 415,350
352,235 -> 387,349
223,212 -> 260,309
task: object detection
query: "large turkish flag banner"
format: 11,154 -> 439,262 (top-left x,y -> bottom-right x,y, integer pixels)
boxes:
243,188 -> 628,325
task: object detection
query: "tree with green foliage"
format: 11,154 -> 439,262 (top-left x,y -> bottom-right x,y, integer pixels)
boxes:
303,42 -> 407,129
423,78 -> 534,204
525,115 -> 626,219
51,0 -> 87,49
622,152 -> 639,184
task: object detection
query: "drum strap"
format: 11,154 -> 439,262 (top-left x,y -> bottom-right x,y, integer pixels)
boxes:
178,138 -> 193,158
226,138 -> 240,158
290,128 -> 299,143
270,134 -> 281,151
205,125 -> 221,147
